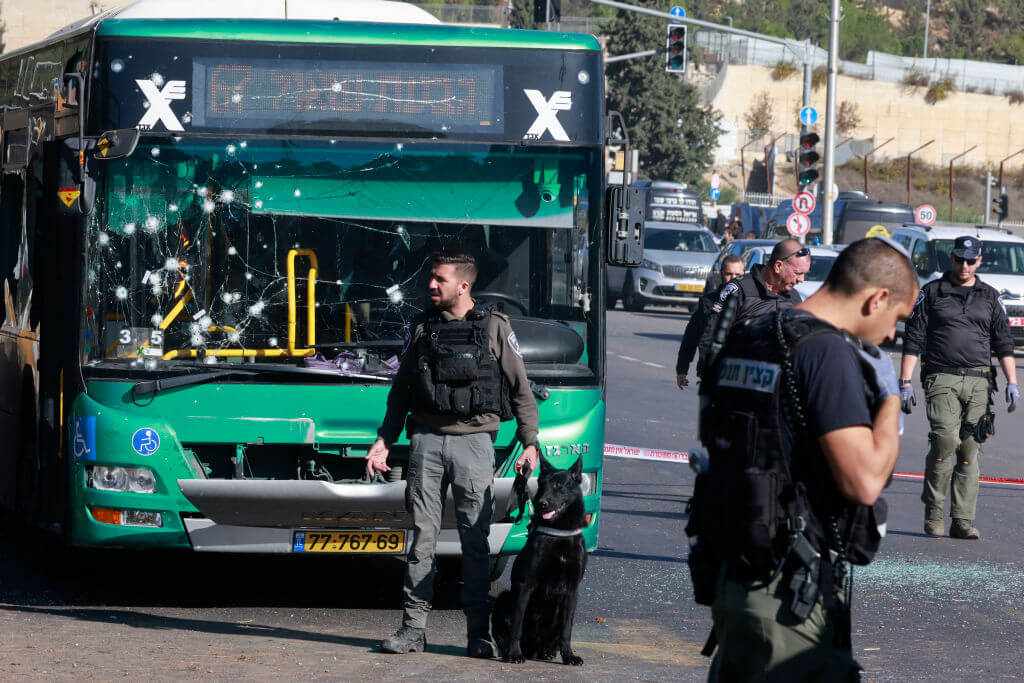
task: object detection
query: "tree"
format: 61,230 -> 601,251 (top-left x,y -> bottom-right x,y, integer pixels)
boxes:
604,1 -> 721,184
744,91 -> 775,138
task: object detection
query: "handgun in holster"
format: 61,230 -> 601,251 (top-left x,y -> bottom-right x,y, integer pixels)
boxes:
787,531 -> 821,621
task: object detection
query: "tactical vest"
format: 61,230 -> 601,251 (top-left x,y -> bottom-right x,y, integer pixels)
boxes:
687,309 -> 886,606
410,308 -> 512,420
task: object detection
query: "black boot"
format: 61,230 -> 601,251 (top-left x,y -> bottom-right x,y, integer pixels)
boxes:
381,626 -> 427,653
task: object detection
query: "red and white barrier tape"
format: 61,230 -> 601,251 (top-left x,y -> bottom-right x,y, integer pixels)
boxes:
604,443 -> 1024,487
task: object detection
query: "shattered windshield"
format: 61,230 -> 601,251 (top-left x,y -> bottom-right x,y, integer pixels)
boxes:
82,138 -> 601,383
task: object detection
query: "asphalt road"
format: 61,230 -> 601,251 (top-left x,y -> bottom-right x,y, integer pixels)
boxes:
0,306 -> 1022,680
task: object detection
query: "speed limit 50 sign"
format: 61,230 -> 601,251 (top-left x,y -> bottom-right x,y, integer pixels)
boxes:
915,204 -> 937,226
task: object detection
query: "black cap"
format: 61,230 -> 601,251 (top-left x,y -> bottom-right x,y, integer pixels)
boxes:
952,236 -> 982,259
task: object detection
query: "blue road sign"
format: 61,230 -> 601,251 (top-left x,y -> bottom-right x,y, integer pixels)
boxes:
799,106 -> 818,127
710,188 -> 721,200
670,6 -> 686,18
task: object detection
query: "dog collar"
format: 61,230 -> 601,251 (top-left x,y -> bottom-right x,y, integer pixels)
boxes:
534,526 -> 587,537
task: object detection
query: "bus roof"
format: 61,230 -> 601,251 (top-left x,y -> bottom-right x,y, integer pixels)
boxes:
41,0 -> 600,52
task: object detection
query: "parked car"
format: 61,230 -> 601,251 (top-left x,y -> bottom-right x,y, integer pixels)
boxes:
892,224 -> 1024,344
739,244 -> 844,299
703,238 -> 777,294
607,222 -> 718,311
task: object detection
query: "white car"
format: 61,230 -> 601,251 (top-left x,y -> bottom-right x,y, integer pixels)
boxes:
607,222 -> 718,311
739,245 -> 843,300
893,224 -> 1024,344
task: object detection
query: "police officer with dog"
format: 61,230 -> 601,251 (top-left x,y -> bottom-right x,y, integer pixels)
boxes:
366,251 -> 540,658
697,239 -> 810,380
687,238 -> 918,680
676,254 -> 745,389
899,236 -> 1018,540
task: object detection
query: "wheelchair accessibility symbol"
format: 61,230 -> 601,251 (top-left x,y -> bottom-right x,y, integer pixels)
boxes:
72,417 -> 96,461
131,427 -> 161,456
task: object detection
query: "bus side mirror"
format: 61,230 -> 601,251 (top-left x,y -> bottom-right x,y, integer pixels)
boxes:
606,185 -> 644,267
93,129 -> 140,161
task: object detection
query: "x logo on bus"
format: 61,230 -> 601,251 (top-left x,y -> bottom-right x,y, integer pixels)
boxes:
523,89 -> 572,142
136,79 -> 187,132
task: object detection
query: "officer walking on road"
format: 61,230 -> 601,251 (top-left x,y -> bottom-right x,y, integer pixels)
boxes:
366,251 -> 540,658
697,239 -> 810,378
688,238 -> 918,680
676,254 -> 745,389
899,236 -> 1018,540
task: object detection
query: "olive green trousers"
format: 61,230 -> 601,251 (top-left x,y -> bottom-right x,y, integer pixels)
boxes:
921,371 -> 990,521
708,569 -> 860,682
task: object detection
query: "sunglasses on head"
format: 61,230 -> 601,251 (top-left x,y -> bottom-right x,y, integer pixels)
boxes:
781,247 -> 810,262
953,255 -> 978,266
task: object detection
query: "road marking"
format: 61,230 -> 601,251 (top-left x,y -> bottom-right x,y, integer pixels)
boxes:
619,355 -> 639,362
643,361 -> 665,368
605,443 -> 1024,486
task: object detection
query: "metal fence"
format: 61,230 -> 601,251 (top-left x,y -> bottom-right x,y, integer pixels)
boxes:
410,3 -> 506,25
742,191 -> 792,207
692,31 -> 1024,96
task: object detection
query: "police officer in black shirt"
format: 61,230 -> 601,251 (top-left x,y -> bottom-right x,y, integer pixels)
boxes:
676,255 -> 745,389
899,235 -> 1018,540
688,238 -> 918,680
697,239 -> 810,377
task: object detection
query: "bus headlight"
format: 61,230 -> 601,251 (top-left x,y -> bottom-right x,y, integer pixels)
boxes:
88,467 -> 156,493
580,472 -> 593,496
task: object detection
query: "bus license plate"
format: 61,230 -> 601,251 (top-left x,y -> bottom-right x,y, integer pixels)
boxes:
674,283 -> 703,292
293,530 -> 405,553
1010,317 -> 1024,327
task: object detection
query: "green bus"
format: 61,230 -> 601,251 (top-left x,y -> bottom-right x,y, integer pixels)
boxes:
0,0 -> 626,558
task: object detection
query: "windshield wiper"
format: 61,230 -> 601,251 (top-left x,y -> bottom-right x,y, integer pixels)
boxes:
132,363 -> 393,397
132,370 -> 258,397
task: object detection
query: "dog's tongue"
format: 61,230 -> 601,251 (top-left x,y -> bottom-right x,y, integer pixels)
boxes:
541,510 -> 557,520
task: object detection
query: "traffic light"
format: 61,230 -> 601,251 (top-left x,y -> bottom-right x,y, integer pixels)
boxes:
798,132 -> 820,186
994,192 -> 1009,222
665,24 -> 687,73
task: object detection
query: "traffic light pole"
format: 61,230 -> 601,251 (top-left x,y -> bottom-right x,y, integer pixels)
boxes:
821,0 -> 840,245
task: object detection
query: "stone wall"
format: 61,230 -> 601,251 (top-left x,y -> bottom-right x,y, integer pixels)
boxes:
3,0 -> 98,53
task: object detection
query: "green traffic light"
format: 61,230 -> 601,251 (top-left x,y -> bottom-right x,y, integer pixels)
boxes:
799,170 -> 819,185
669,55 -> 684,69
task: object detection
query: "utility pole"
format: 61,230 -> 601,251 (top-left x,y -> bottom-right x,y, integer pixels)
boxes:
923,0 -> 931,59
985,171 -> 994,224
821,0 -> 840,245
801,39 -> 813,138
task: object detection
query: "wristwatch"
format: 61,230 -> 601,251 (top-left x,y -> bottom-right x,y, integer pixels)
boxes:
899,379 -> 912,386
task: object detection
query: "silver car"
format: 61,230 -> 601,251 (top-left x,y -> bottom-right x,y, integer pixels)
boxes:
607,222 -> 718,311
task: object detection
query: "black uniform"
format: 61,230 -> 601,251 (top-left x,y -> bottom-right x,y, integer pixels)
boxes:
903,273 -> 1013,370
696,265 -> 803,375
689,309 -> 884,680
676,289 -> 716,376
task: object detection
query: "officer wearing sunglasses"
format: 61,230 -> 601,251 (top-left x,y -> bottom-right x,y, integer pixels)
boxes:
899,235 -> 1018,540
696,239 -> 810,379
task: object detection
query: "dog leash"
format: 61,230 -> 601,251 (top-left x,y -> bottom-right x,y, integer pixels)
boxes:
534,526 -> 587,537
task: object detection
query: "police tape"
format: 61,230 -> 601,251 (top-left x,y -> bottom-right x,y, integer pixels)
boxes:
604,443 -> 1024,487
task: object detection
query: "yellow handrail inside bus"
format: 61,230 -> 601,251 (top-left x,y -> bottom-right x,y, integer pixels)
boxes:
287,248 -> 318,356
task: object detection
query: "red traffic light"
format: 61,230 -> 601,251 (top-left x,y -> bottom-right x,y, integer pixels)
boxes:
800,132 -> 820,149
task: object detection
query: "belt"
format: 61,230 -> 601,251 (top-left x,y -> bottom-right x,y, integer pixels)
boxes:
924,366 -> 991,379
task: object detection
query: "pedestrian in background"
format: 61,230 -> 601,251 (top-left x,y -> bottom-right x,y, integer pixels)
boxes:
676,254 -> 745,388
899,236 -> 1018,539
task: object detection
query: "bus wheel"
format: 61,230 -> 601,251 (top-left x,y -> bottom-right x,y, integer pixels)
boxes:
622,275 -> 645,312
15,376 -> 39,525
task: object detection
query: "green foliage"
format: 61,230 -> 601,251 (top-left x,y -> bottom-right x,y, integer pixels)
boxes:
770,61 -> 798,81
902,69 -> 929,88
811,66 -> 827,90
836,100 -> 861,136
1009,90 -> 1024,105
718,186 -> 740,204
604,1 -> 721,185
743,90 -> 775,137
924,76 -> 956,104
837,1 -> 900,61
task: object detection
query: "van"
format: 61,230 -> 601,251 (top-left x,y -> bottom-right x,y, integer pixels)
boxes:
892,224 -> 1024,344
835,200 -> 914,243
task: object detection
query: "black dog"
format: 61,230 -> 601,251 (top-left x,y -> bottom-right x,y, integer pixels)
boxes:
492,455 -> 588,665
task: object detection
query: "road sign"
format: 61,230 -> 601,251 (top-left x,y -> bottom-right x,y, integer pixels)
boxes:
915,204 -> 937,226
710,187 -> 721,200
786,212 -> 811,237
793,191 -> 816,215
670,6 -> 686,18
799,106 -> 818,127
710,171 -> 720,190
